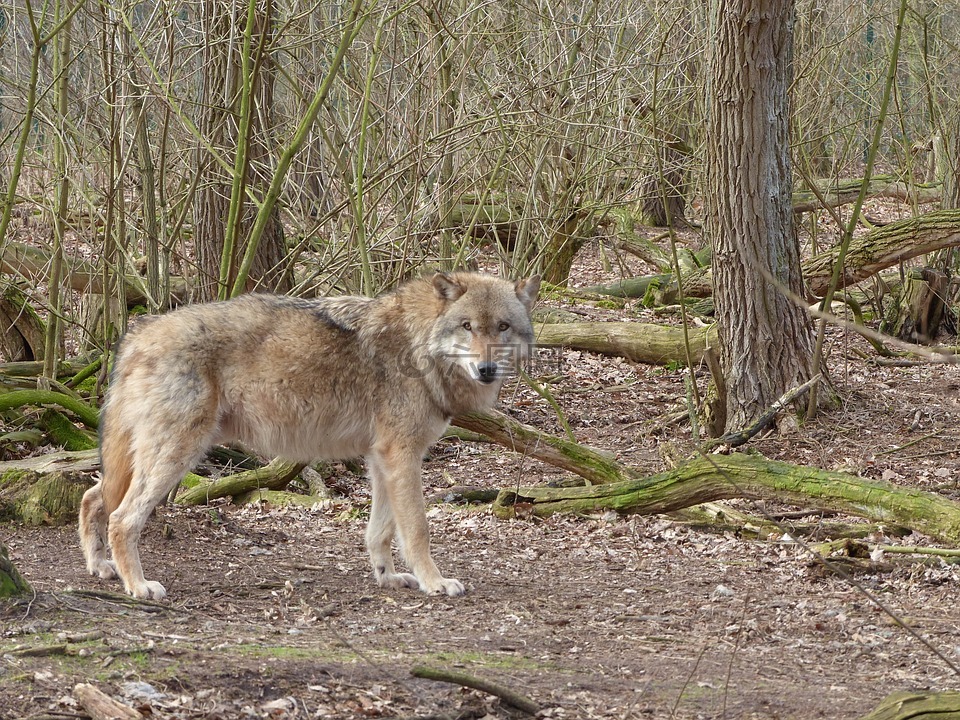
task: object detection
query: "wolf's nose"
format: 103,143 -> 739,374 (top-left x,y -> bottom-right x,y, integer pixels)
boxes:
477,362 -> 499,384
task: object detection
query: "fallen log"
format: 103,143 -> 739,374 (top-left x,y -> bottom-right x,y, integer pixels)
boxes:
454,409 -> 637,486
176,458 -> 305,505
411,665 -> 540,716
585,208 -> 960,302
805,208 -> 960,296
793,176 -> 941,213
73,683 -> 140,720
534,321 -> 716,365
1,240 -> 189,307
857,691 -> 960,720
0,389 -> 99,429
490,452 -> 960,546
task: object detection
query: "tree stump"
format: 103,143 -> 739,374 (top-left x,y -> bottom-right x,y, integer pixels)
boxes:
0,285 -> 45,362
0,468 -> 93,525
0,539 -> 31,597
881,267 -> 948,343
638,139 -> 691,227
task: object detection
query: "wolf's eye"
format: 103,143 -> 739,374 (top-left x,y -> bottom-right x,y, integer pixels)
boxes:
462,321 -> 472,331
498,322 -> 510,332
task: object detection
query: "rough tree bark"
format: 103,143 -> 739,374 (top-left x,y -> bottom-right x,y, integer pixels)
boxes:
706,0 -> 814,431
194,0 -> 291,301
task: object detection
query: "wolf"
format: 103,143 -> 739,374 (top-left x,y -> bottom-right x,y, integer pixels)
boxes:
78,272 -> 540,600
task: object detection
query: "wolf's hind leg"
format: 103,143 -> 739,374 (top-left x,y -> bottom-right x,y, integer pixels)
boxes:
109,433 -> 209,600
108,467 -> 181,600
78,484 -> 117,580
366,473 -> 419,590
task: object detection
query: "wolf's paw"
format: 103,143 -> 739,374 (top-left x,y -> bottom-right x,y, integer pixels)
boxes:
127,580 -> 167,601
87,559 -> 118,580
421,577 -> 466,597
377,572 -> 420,591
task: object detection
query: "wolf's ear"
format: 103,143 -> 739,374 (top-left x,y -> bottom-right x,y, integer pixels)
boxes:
432,273 -> 466,302
515,275 -> 541,312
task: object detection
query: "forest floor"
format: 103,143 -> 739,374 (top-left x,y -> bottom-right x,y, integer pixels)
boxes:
3,199 -> 960,719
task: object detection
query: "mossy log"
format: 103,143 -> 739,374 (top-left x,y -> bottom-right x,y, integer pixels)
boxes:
0,468 -> 92,525
0,389 -> 99,429
0,540 -> 31,597
586,208 -> 960,302
534,321 -> 716,365
0,448 -> 304,517
39,409 -> 98,450
441,196 -> 522,246
233,488 -> 325,508
857,691 -> 960,720
455,410 -> 637,486
580,274 -> 675,298
804,208 -> 960,296
0,356 -> 95,379
176,458 -> 306,505
491,452 -> 960,546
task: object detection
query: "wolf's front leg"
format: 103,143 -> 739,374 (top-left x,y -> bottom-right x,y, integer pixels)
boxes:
368,445 -> 465,597
366,474 -> 419,591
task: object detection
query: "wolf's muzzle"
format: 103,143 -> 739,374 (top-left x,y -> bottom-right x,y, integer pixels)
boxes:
477,361 -> 499,384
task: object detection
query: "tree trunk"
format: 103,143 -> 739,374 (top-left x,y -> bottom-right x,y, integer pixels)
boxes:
541,211 -> 588,287
194,0 -> 291,302
705,0 -> 814,431
0,540 -> 31,597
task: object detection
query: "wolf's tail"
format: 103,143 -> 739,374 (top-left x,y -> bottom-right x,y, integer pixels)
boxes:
78,405 -> 132,576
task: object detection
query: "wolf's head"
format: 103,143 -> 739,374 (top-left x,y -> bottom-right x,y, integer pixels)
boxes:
428,272 -> 540,386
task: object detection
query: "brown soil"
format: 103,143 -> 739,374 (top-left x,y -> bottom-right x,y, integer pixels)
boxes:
3,210 -> 960,719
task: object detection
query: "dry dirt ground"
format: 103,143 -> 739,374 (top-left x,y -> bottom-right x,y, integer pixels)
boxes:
3,213 -> 960,719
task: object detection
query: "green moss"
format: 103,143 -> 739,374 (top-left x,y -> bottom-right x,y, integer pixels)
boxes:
593,299 -> 623,310
1,469 -> 29,486
0,542 -> 31,596
40,409 -> 98,451
0,470 -> 89,525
